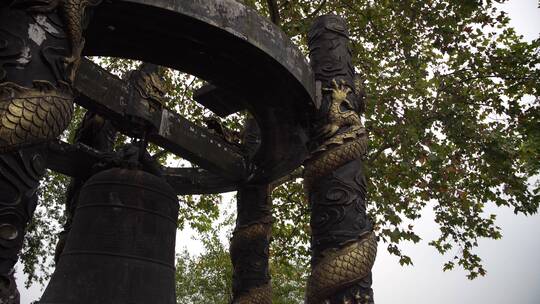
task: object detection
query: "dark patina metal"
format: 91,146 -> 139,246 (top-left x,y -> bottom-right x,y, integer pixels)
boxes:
1,1 -> 379,303
40,167 -> 179,303
54,110 -> 117,262
0,1 -> 100,299
0,145 -> 46,301
0,0 -> 100,152
46,140 -> 238,195
81,0 -> 314,183
304,15 -> 377,304
230,184 -> 273,304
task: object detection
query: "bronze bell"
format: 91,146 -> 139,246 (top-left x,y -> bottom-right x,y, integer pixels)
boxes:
40,168 -> 179,304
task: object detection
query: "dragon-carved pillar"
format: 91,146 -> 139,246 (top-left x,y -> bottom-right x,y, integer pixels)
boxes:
230,184 -> 273,304
304,15 -> 377,304
0,1 -> 101,301
0,0 -> 102,152
0,145 -> 46,302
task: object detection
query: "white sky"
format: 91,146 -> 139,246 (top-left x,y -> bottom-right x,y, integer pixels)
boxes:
374,1 -> 540,303
18,1 -> 540,303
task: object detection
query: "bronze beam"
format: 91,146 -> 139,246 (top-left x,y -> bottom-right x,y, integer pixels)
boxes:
74,59 -> 248,182
46,140 -> 237,195
82,0 -> 314,183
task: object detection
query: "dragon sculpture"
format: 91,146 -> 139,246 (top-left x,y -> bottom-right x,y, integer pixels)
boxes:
0,0 -> 102,152
0,1 -> 102,302
304,15 -> 378,304
230,120 -> 272,304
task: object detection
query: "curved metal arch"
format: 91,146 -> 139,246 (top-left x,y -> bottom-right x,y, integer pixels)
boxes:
82,0 -> 315,182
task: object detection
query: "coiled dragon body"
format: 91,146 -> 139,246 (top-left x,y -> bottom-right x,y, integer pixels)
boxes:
61,0 -> 102,82
0,0 -> 101,152
230,223 -> 273,304
304,80 -> 377,304
230,184 -> 273,304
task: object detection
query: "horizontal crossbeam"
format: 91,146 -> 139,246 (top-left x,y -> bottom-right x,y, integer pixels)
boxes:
73,59 -> 248,181
47,141 -> 237,195
81,0 -> 314,183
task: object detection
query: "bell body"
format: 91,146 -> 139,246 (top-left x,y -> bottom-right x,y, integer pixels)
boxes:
40,168 -> 179,304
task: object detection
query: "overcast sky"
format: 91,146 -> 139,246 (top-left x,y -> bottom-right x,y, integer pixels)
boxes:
19,1 -> 540,303
373,1 -> 540,303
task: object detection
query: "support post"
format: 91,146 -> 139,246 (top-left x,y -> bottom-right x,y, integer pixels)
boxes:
0,0 -> 102,152
304,15 -> 377,304
230,184 -> 272,304
1,2 -> 100,301
0,146 -> 46,302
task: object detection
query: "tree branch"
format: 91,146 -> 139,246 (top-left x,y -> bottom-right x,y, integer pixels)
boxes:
307,0 -> 328,19
266,0 -> 281,26
367,140 -> 399,164
270,167 -> 303,190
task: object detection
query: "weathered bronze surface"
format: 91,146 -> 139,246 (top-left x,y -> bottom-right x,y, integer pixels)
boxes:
74,59 -> 249,182
304,15 -> 377,304
80,0 -> 314,183
54,110 -> 117,262
230,184 -> 273,304
45,140 -> 238,195
0,1 -> 384,303
0,0 -> 101,152
0,3 -> 100,296
194,84 -> 247,118
40,168 -> 179,303
0,145 -> 46,302
2,0 -> 316,182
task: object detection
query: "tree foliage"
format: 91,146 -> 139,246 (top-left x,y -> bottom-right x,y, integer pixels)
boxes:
21,0 -> 539,296
175,205 -> 307,303
256,0 -> 540,280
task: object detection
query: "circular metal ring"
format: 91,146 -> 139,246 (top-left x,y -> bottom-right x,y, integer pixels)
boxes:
83,0 -> 315,182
